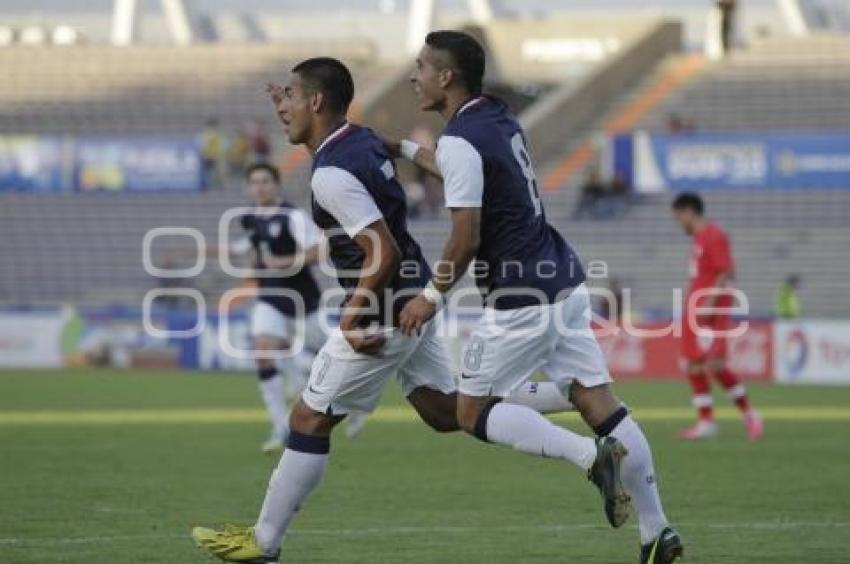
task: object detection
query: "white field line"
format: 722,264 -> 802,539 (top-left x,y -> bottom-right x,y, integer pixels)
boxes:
1,406 -> 849,426
1,521 -> 848,546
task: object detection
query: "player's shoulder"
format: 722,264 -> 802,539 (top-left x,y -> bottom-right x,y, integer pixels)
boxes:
314,125 -> 382,176
706,221 -> 730,242
441,96 -> 518,152
240,210 -> 257,230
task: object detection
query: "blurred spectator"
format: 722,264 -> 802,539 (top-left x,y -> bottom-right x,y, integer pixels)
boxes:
667,113 -> 697,134
227,127 -> 251,182
573,170 -> 606,219
200,118 -> 223,190
775,275 -> 802,319
575,169 -> 632,221
718,0 -> 737,54
251,120 -> 272,162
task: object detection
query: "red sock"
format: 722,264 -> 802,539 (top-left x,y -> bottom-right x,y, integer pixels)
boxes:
687,372 -> 714,421
714,368 -> 751,413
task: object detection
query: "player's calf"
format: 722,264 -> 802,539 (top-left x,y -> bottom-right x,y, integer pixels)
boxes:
456,393 -> 500,438
408,387 -> 460,433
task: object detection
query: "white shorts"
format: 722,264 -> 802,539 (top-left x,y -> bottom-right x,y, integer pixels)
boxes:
302,317 -> 456,415
459,284 -> 612,397
250,301 -> 328,352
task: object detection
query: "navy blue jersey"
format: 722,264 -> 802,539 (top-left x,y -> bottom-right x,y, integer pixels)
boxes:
310,123 -> 430,327
436,96 -> 585,309
240,202 -> 322,317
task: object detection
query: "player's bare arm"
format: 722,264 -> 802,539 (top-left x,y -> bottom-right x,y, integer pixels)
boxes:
382,135 -> 443,179
341,219 -> 402,354
399,207 -> 480,336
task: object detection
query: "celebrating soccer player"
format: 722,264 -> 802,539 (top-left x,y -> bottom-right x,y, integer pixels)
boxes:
671,192 -> 764,441
391,31 -> 683,563
192,56 -> 581,563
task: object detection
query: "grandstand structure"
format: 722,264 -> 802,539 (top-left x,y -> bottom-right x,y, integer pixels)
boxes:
0,41 -> 386,135
541,33 -> 850,319
1,3 -> 849,320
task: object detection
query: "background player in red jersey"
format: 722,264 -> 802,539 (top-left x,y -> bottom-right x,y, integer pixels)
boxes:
672,193 -> 763,441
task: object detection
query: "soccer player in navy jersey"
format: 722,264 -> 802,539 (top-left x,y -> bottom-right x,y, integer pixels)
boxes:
192,56 -> 580,563
237,163 -> 367,452
392,31 -> 683,563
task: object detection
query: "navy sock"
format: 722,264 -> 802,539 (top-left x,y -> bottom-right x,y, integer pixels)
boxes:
286,430 -> 330,455
473,398 -> 503,443
258,366 -> 278,381
593,405 -> 629,437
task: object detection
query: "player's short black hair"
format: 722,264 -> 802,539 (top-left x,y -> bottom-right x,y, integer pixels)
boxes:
291,57 -> 355,115
425,30 -> 485,96
245,162 -> 280,184
671,192 -> 704,215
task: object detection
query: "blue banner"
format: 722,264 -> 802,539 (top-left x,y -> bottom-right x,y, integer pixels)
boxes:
630,131 -> 850,192
0,136 -> 67,193
0,135 -> 202,193
75,136 -> 202,192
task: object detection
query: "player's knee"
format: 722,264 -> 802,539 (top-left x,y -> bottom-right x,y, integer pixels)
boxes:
256,358 -> 276,373
289,401 -> 337,436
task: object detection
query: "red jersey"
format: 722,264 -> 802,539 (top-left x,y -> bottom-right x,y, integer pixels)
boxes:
682,221 -> 736,360
687,222 -> 734,309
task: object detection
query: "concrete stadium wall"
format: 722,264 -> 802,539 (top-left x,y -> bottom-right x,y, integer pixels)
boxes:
521,20 -> 683,162
483,16 -> 662,85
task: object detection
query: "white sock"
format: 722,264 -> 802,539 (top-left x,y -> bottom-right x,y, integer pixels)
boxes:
484,402 -> 596,470
277,355 -> 311,404
506,381 -> 574,413
255,447 -> 328,553
258,373 -> 288,435
609,415 -> 669,543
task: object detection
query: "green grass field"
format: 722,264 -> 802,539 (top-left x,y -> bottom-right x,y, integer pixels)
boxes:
1,369 -> 849,563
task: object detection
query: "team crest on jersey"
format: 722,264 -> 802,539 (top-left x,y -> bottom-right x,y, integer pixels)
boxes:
267,220 -> 282,239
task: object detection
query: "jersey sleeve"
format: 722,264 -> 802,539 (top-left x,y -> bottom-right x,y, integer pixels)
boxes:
436,135 -> 484,208
239,213 -> 255,231
286,208 -> 323,250
709,229 -> 734,275
229,237 -> 253,255
311,166 -> 383,238
236,213 -> 258,254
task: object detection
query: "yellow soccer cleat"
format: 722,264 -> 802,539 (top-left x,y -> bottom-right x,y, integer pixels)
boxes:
191,524 -> 279,563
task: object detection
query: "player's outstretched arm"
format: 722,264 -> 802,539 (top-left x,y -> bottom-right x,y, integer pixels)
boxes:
381,135 -> 443,179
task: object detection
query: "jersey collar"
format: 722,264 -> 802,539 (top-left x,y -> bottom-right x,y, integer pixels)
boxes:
253,199 -> 283,217
315,121 -> 351,155
451,96 -> 485,121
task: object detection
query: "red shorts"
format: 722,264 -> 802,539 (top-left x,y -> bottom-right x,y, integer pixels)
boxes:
681,314 -> 730,361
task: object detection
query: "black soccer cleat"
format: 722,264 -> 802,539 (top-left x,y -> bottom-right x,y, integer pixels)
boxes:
640,527 -> 684,563
587,436 -> 631,528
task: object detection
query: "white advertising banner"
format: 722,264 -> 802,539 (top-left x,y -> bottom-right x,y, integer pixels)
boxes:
0,310 -> 65,368
774,320 -> 850,385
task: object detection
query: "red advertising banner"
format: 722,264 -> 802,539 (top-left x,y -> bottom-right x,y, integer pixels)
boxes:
596,319 -> 773,381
